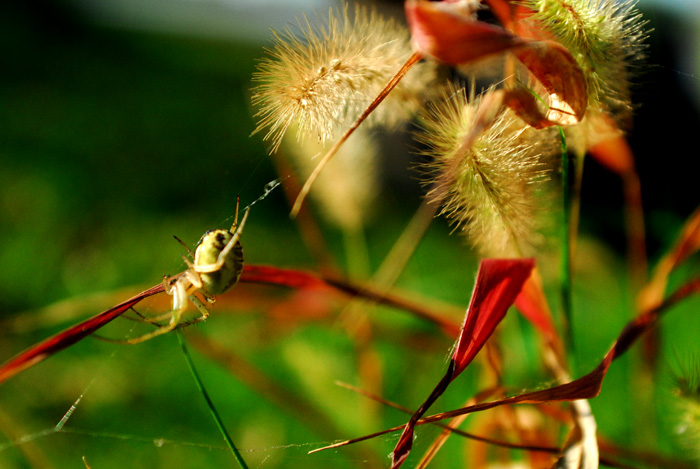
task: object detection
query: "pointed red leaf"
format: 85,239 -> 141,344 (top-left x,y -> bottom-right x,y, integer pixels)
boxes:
640,206 -> 700,310
312,277 -> 700,460
452,258 -> 535,374
242,264 -> 463,336
0,263 -> 464,386
240,264 -> 328,289
405,0 -> 526,65
501,86 -> 556,129
391,258 -> 535,468
587,113 -> 635,175
0,283 -> 165,385
514,267 -> 559,341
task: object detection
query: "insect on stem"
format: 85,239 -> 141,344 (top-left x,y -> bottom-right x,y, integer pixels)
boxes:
290,52 -> 423,218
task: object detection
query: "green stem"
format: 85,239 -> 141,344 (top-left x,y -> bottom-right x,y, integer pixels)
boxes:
558,127 -> 573,354
176,330 -> 249,469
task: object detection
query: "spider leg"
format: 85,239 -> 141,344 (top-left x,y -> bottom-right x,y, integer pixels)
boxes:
122,277 -> 192,344
141,310 -> 175,324
173,235 -> 195,259
173,294 -> 211,329
123,305 -> 184,344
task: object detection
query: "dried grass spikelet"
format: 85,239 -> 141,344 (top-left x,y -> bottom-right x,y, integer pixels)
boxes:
418,84 -> 557,256
283,123 -> 377,233
251,3 -> 434,153
528,0 -> 648,125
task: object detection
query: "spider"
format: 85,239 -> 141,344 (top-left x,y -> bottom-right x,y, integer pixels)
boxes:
124,205 -> 250,344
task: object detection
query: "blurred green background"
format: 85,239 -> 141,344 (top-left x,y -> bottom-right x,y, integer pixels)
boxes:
1,0 -> 700,467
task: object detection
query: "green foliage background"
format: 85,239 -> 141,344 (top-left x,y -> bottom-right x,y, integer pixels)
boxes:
1,1 -> 699,467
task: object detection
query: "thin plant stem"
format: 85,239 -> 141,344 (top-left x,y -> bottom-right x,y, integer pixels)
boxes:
176,330 -> 249,469
342,226 -> 370,280
373,197 -> 439,289
290,52 -> 422,217
558,127 -> 573,355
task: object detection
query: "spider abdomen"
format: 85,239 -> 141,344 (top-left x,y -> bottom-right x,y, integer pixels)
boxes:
194,229 -> 244,296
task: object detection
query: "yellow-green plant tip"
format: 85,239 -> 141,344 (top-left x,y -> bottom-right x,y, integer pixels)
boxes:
529,0 -> 649,123
417,84 -> 557,256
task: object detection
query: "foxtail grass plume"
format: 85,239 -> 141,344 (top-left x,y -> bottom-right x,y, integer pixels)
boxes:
418,84 -> 556,256
528,0 -> 648,124
252,3 -> 434,153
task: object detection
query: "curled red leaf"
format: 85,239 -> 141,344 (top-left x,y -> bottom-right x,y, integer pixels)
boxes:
514,41 -> 588,125
405,0 -> 526,65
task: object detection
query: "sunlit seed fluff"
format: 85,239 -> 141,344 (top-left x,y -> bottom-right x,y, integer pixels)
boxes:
251,3 -> 434,153
418,85 -> 556,256
283,123 -> 378,233
529,0 -> 648,122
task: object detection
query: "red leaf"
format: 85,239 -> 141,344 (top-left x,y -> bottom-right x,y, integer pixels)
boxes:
510,4 -> 553,42
588,118 -> 635,175
0,265 -> 342,387
514,41 -> 588,125
483,0 -> 541,38
640,207 -> 700,311
514,267 -> 559,341
311,277 -> 700,460
452,258 -> 535,374
405,0 -> 526,65
242,264 -> 464,337
240,264 -> 328,290
0,263 -> 463,386
0,283 -> 165,385
482,0 -> 517,28
391,258 -> 535,468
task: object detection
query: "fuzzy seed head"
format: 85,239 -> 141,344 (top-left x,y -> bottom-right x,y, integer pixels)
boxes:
418,84 -> 556,256
252,4 -> 434,153
528,0 -> 648,123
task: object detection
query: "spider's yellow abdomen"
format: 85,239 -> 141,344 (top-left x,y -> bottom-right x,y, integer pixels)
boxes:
194,229 -> 244,296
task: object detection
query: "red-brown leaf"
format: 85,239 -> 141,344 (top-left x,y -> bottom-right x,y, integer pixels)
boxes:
405,0 -> 526,65
503,86 -> 557,129
453,258 -> 535,373
587,116 -> 635,175
241,264 -> 328,289
391,258 -> 535,468
0,283 -> 165,385
639,207 -> 700,310
514,41 -> 588,125
514,266 -> 559,342
311,278 -> 700,460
